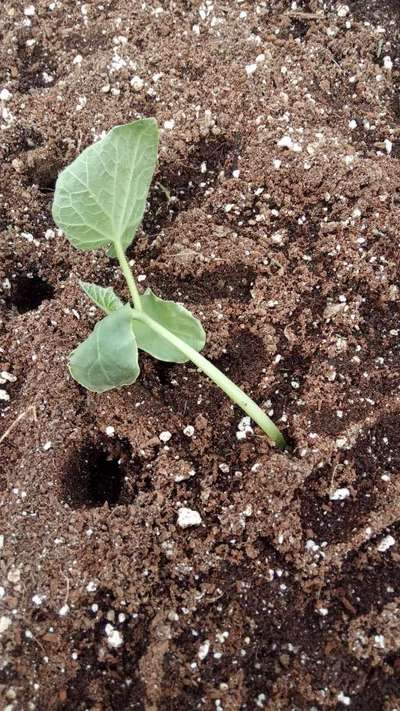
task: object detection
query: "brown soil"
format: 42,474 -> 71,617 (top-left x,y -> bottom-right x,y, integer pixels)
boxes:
1,0 -> 400,709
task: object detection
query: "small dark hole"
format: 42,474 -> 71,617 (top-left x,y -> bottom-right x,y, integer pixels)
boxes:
63,446 -> 124,509
32,161 -> 59,193
290,19 -> 309,39
23,145 -> 63,193
142,475 -> 153,492
37,175 -> 57,193
9,273 -> 55,314
154,361 -> 175,387
86,451 -> 123,506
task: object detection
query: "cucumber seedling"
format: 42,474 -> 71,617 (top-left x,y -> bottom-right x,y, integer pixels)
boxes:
52,119 -> 286,448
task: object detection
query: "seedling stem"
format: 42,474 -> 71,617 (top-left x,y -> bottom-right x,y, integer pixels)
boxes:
130,306 -> 286,448
114,242 -> 285,446
114,242 -> 143,311
114,246 -> 286,448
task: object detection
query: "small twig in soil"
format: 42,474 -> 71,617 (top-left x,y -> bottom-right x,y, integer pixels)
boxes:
329,463 -> 340,496
155,181 -> 172,202
0,404 -> 37,446
267,256 -> 285,276
376,39 -> 384,59
61,571 -> 70,606
331,58 -> 344,73
26,628 -> 47,654
286,12 -> 324,20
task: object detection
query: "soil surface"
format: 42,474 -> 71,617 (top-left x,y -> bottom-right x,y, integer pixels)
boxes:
1,0 -> 400,709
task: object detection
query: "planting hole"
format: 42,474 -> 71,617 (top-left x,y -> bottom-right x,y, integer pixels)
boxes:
63,445 -> 124,509
9,272 -> 55,314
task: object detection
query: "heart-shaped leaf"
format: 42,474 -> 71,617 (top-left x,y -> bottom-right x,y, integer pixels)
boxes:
52,118 -> 159,254
80,280 -> 124,315
69,304 -> 139,392
132,289 -> 206,363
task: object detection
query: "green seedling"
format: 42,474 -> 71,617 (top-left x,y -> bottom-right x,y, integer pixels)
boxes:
52,119 -> 286,448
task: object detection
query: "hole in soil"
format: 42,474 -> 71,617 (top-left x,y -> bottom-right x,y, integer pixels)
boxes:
63,445 -> 124,509
153,360 -> 176,387
7,272 -> 55,314
35,172 -> 57,193
289,18 -> 310,39
25,147 -> 64,193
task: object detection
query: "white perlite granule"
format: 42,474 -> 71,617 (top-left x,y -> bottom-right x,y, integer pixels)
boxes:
377,535 -> 395,553
177,508 -> 202,528
329,488 -> 350,501
105,623 -> 124,648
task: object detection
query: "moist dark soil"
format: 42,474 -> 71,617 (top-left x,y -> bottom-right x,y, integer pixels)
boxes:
1,1 -> 400,709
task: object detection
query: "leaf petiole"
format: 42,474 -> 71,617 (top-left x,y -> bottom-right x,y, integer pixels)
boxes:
131,309 -> 286,448
113,241 -> 143,311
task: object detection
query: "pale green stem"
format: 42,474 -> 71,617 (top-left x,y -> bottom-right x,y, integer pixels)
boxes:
131,311 -> 286,449
114,242 -> 143,311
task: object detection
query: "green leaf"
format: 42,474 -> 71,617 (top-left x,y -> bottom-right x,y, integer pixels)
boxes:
133,289 -> 206,363
69,304 -> 139,393
52,118 -> 159,254
80,280 -> 124,315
